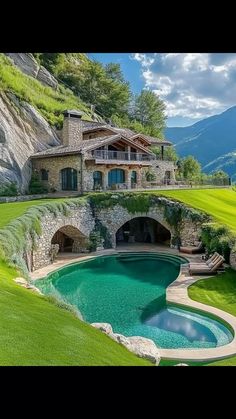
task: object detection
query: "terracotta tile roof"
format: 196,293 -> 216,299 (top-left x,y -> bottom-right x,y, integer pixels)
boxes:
31,145 -> 82,158
111,127 -> 136,138
82,121 -> 107,130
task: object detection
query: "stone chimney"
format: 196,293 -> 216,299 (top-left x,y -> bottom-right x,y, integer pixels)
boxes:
62,109 -> 83,146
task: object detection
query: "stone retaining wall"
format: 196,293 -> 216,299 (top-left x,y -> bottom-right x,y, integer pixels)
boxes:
31,200 -> 202,271
32,202 -> 94,270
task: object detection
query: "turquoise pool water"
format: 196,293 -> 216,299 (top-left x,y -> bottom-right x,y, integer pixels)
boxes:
35,253 -> 233,349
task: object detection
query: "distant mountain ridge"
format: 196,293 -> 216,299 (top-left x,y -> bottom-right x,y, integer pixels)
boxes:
165,106 -> 236,180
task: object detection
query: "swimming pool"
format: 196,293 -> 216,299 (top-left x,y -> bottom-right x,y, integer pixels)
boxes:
35,253 -> 233,349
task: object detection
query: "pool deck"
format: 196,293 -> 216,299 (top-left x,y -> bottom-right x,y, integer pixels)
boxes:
30,244 -> 236,363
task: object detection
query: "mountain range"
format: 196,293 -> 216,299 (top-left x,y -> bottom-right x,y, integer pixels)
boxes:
165,107 -> 236,180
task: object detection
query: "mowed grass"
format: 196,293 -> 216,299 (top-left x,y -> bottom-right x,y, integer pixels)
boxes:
158,188 -> 236,233
0,198 -> 66,228
160,269 -> 236,366
0,261 -> 151,366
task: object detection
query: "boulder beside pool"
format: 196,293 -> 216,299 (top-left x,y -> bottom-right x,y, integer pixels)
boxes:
91,322 -> 161,365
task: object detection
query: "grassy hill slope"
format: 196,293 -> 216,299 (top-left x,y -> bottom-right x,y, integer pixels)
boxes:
0,54 -> 96,128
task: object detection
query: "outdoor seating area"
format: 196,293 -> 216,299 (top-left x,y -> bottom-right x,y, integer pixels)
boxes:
188,252 -> 225,275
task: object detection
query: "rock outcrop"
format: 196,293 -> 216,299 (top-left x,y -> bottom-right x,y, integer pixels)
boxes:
0,91 -> 60,192
91,322 -> 161,365
5,53 -> 58,90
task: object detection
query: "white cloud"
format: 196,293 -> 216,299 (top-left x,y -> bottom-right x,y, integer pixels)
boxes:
131,53 -> 155,67
132,53 -> 236,120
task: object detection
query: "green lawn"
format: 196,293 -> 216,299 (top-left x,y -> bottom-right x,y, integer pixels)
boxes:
0,261 -> 151,366
159,188 -> 236,233
0,198 -> 66,228
160,269 -> 236,366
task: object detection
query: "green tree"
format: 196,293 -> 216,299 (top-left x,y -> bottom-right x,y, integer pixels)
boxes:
34,53 -> 63,72
132,90 -> 166,137
151,145 -> 178,162
178,155 -> 201,180
105,63 -> 125,83
211,170 -> 230,185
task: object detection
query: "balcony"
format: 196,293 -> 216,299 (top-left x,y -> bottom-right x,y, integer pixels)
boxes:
89,150 -> 154,165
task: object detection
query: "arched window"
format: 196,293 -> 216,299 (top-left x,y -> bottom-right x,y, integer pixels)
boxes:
131,171 -> 137,184
61,168 -> 78,191
93,171 -> 103,189
41,169 -> 48,181
108,169 -> 125,186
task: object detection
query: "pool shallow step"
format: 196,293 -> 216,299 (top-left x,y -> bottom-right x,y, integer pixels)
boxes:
117,252 -> 187,267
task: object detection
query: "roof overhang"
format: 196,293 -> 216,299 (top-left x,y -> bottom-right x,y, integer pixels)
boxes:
83,126 -> 116,134
130,134 -> 152,145
84,134 -> 155,155
31,150 -> 82,159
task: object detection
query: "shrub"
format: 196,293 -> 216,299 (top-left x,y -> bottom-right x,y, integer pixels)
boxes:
28,171 -> 48,194
201,222 -> 233,263
87,231 -> 101,252
0,182 -> 18,196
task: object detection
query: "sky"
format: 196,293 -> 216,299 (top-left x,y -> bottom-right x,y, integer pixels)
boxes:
88,53 -> 236,127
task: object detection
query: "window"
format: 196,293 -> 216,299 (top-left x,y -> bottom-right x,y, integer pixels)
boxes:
93,171 -> 103,189
41,169 -> 48,181
131,171 -> 137,184
61,168 -> 78,191
108,169 -> 125,186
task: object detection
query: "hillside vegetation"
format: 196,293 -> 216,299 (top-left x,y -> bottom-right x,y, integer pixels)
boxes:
0,54 -> 94,128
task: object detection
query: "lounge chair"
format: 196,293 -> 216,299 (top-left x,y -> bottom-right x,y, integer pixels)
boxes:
189,254 -> 225,275
179,241 -> 203,254
189,252 -> 219,266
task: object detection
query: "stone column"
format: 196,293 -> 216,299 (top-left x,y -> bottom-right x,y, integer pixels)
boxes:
137,169 -> 142,188
104,170 -> 109,190
169,169 -> 176,184
127,145 -> 131,160
126,170 -> 132,189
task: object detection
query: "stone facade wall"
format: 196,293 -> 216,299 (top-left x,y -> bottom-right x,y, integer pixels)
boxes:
83,162 -> 143,191
179,219 -> 203,246
62,116 -> 83,147
32,155 -> 82,192
148,160 -> 177,184
32,202 -> 94,270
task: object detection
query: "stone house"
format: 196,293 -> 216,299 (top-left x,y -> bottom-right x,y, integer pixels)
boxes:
31,110 -> 176,192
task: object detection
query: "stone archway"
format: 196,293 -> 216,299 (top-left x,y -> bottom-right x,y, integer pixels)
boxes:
116,216 -> 171,246
51,225 -> 87,253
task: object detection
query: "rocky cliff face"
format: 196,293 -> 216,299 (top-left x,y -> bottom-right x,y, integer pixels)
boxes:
0,91 -> 60,192
5,53 -> 58,90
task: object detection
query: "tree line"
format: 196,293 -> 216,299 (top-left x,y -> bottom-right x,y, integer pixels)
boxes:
33,53 -> 166,138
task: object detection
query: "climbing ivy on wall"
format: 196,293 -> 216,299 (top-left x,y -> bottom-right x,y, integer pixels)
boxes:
88,220 -> 112,251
